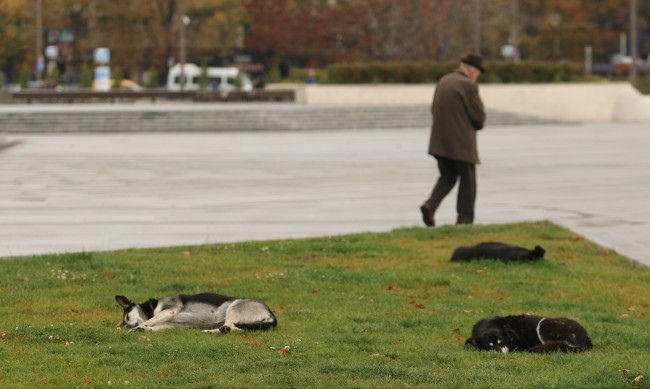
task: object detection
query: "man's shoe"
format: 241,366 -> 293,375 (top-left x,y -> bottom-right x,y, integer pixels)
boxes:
420,204 -> 435,227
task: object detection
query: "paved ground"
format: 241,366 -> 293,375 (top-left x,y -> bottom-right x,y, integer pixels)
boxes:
1,123 -> 648,266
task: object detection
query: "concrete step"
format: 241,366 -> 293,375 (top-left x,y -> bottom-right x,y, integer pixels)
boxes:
0,105 -> 569,133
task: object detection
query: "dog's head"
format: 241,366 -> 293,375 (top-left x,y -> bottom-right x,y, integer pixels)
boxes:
466,329 -> 518,353
532,245 -> 546,259
115,295 -> 148,328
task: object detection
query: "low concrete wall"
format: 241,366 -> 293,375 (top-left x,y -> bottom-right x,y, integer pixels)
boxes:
295,84 -> 434,106
295,82 -> 650,123
612,87 -> 650,122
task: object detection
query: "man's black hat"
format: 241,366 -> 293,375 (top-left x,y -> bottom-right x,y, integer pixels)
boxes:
461,53 -> 485,73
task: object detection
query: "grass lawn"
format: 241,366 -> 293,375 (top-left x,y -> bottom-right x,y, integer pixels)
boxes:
0,221 -> 648,388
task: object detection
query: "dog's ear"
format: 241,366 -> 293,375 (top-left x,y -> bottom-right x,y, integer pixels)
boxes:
465,337 -> 479,348
503,329 -> 519,342
115,295 -> 134,309
533,245 -> 545,258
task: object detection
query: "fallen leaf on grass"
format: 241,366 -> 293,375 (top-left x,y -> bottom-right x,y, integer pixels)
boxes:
453,328 -> 461,334
277,346 -> 290,354
414,303 -> 425,309
386,285 -> 398,291
370,353 -> 396,362
619,369 -> 632,374
633,375 -> 643,388
103,274 -> 116,280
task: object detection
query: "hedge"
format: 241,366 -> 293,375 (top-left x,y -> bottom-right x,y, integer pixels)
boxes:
326,61 -> 589,84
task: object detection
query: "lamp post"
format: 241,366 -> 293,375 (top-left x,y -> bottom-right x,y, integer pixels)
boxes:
550,13 -> 562,61
630,0 -> 638,85
473,0 -> 481,55
178,0 -> 189,90
35,0 -> 43,81
510,0 -> 520,61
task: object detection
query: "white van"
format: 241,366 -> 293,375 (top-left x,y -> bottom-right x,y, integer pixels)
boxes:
166,63 -> 253,91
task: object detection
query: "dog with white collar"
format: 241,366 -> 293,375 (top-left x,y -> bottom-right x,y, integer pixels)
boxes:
466,314 -> 592,353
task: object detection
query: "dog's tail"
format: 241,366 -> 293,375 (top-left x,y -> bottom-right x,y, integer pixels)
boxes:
236,316 -> 278,331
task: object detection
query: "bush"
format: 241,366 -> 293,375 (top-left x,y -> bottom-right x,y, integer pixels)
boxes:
198,61 -> 209,90
325,61 -> 587,84
19,63 -> 31,88
146,67 -> 159,88
111,68 -> 124,89
633,76 -> 650,95
79,63 -> 93,88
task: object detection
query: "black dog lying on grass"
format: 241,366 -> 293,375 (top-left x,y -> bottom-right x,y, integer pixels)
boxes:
466,314 -> 593,353
450,242 -> 545,262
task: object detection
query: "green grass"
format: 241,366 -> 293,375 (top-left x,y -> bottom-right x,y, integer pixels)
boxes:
0,221 -> 648,388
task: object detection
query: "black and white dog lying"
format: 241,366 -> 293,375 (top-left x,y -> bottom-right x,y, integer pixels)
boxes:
451,242 -> 545,262
115,292 -> 277,333
466,314 -> 592,353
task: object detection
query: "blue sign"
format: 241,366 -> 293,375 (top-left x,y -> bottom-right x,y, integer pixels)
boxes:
94,48 -> 110,65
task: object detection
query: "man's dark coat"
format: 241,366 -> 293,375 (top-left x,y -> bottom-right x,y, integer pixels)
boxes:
428,70 -> 486,164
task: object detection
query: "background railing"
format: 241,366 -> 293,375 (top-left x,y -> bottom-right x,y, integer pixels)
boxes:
10,89 -> 295,104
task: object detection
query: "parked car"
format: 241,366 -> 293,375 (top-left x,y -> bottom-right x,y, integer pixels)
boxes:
166,63 -> 253,92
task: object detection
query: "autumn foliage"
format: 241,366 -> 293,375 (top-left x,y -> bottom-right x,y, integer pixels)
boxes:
0,0 -> 647,83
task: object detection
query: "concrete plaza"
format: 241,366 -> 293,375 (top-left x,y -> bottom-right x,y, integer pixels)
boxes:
1,122 -> 648,266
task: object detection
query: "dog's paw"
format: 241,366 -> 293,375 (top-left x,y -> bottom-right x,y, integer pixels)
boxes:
203,329 -> 219,334
219,325 -> 231,334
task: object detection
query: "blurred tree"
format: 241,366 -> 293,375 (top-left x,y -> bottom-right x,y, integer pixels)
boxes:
0,0 -> 29,82
82,0 -> 250,81
14,0 -> 250,83
243,0 -> 330,67
0,0 -> 647,85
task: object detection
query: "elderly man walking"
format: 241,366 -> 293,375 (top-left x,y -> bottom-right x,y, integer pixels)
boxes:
420,53 -> 486,226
